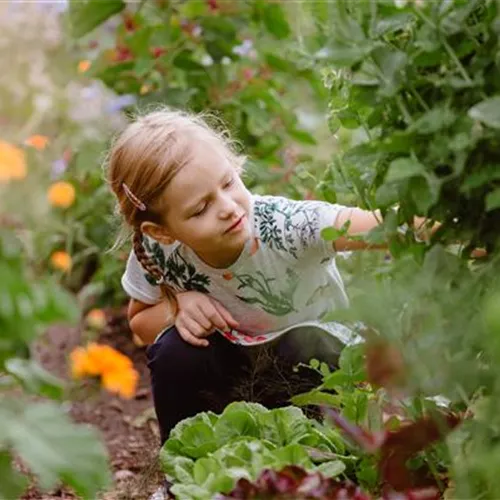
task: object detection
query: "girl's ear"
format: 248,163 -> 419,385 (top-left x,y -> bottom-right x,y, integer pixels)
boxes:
140,221 -> 175,245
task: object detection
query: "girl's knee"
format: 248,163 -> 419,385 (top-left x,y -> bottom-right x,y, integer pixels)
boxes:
146,326 -> 214,377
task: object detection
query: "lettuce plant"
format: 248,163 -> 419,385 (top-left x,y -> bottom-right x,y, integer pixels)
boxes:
159,402 -> 348,499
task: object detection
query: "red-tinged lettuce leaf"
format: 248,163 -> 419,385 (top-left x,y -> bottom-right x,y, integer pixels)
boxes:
365,339 -> 408,390
217,465 -> 370,499
324,407 -> 460,494
379,413 -> 460,491
323,408 -> 386,453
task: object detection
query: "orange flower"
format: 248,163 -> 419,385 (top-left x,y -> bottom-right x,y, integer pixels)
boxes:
78,60 -> 91,73
86,308 -> 107,330
102,368 -> 138,399
70,343 -> 139,399
0,140 -> 26,183
24,135 -> 49,150
51,251 -> 72,272
70,345 -> 101,378
47,181 -> 76,208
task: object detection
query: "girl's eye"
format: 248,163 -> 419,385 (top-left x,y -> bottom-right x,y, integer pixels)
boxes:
192,204 -> 207,217
223,177 -> 234,189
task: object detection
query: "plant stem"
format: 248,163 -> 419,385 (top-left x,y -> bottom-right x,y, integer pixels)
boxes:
443,39 -> 473,84
408,85 -> 430,111
395,94 -> 413,124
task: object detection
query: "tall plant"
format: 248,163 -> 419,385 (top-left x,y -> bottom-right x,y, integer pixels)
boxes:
311,0 -> 500,257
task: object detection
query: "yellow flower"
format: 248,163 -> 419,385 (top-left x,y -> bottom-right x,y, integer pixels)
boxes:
0,140 -> 27,183
51,251 -> 72,272
140,84 -> 151,95
86,308 -> 107,330
78,60 -> 91,73
70,343 -> 139,399
24,135 -> 49,151
47,181 -> 76,208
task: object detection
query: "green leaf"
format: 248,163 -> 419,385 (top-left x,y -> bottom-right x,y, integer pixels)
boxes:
201,16 -> 237,40
409,176 -> 439,213
265,53 -> 296,73
5,359 -> 64,399
262,4 -> 291,39
286,127 -> 317,145
409,107 -> 457,134
468,97 -> 500,129
310,358 -> 320,370
327,42 -> 376,67
486,188 -> 500,211
327,110 -> 342,134
214,408 -> 260,446
159,450 -> 194,481
317,459 -> 346,478
179,0 -> 208,17
291,390 -> 341,408
171,483 -> 211,499
375,183 -> 400,207
69,0 -> 125,38
372,47 -> 407,96
173,51 -> 206,71
0,451 -> 28,499
128,27 -> 153,57
258,407 -> 311,446
168,412 -> 218,459
461,166 -> 500,192
373,13 -> 413,37
386,157 -> 425,182
336,109 -> 359,129
338,345 -> 366,383
0,399 -> 110,498
180,423 -> 218,459
193,457 -> 219,485
273,444 -> 312,468
321,222 -> 350,242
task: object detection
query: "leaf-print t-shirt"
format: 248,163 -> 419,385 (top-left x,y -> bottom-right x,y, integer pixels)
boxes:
121,194 -> 357,347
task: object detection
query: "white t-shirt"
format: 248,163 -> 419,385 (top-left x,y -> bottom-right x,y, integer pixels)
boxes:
122,194 -> 358,346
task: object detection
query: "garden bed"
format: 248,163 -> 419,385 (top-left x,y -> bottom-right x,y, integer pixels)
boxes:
23,310 -> 163,500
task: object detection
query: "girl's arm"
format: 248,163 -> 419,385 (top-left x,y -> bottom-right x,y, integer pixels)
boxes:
128,292 -> 239,346
332,207 -> 432,252
128,298 -> 176,345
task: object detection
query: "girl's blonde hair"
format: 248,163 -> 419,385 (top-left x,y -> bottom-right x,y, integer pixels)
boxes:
106,107 -> 246,289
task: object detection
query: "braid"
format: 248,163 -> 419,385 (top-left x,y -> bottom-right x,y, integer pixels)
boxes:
132,228 -> 176,303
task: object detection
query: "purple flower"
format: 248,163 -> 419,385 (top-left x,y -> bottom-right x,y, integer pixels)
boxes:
51,158 -> 67,179
105,94 -> 136,114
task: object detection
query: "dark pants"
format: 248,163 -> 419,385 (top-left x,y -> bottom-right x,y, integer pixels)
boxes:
146,325 -> 344,444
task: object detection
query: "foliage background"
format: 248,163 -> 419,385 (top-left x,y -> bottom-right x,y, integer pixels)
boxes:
3,0 -> 500,498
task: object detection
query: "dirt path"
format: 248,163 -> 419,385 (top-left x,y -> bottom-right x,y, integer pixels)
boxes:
22,309 -> 163,500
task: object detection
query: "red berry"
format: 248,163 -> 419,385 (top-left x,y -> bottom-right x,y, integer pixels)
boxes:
151,47 -> 167,58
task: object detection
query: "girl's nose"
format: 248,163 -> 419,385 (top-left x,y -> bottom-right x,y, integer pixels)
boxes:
218,194 -> 238,218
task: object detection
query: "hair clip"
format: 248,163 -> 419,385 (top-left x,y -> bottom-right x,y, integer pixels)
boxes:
122,182 -> 147,211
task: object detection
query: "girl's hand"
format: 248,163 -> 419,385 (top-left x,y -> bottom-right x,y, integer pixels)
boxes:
175,291 -> 239,347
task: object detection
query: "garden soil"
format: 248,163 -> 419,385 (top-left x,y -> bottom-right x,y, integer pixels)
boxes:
21,308 -> 164,500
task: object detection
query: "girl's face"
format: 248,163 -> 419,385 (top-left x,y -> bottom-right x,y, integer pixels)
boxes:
158,144 -> 252,268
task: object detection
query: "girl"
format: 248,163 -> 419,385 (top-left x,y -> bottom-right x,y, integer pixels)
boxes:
107,108 -> 399,444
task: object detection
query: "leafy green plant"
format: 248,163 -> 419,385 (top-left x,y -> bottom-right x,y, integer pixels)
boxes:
159,402 -> 349,500
0,229 -> 111,499
311,0 -> 500,256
